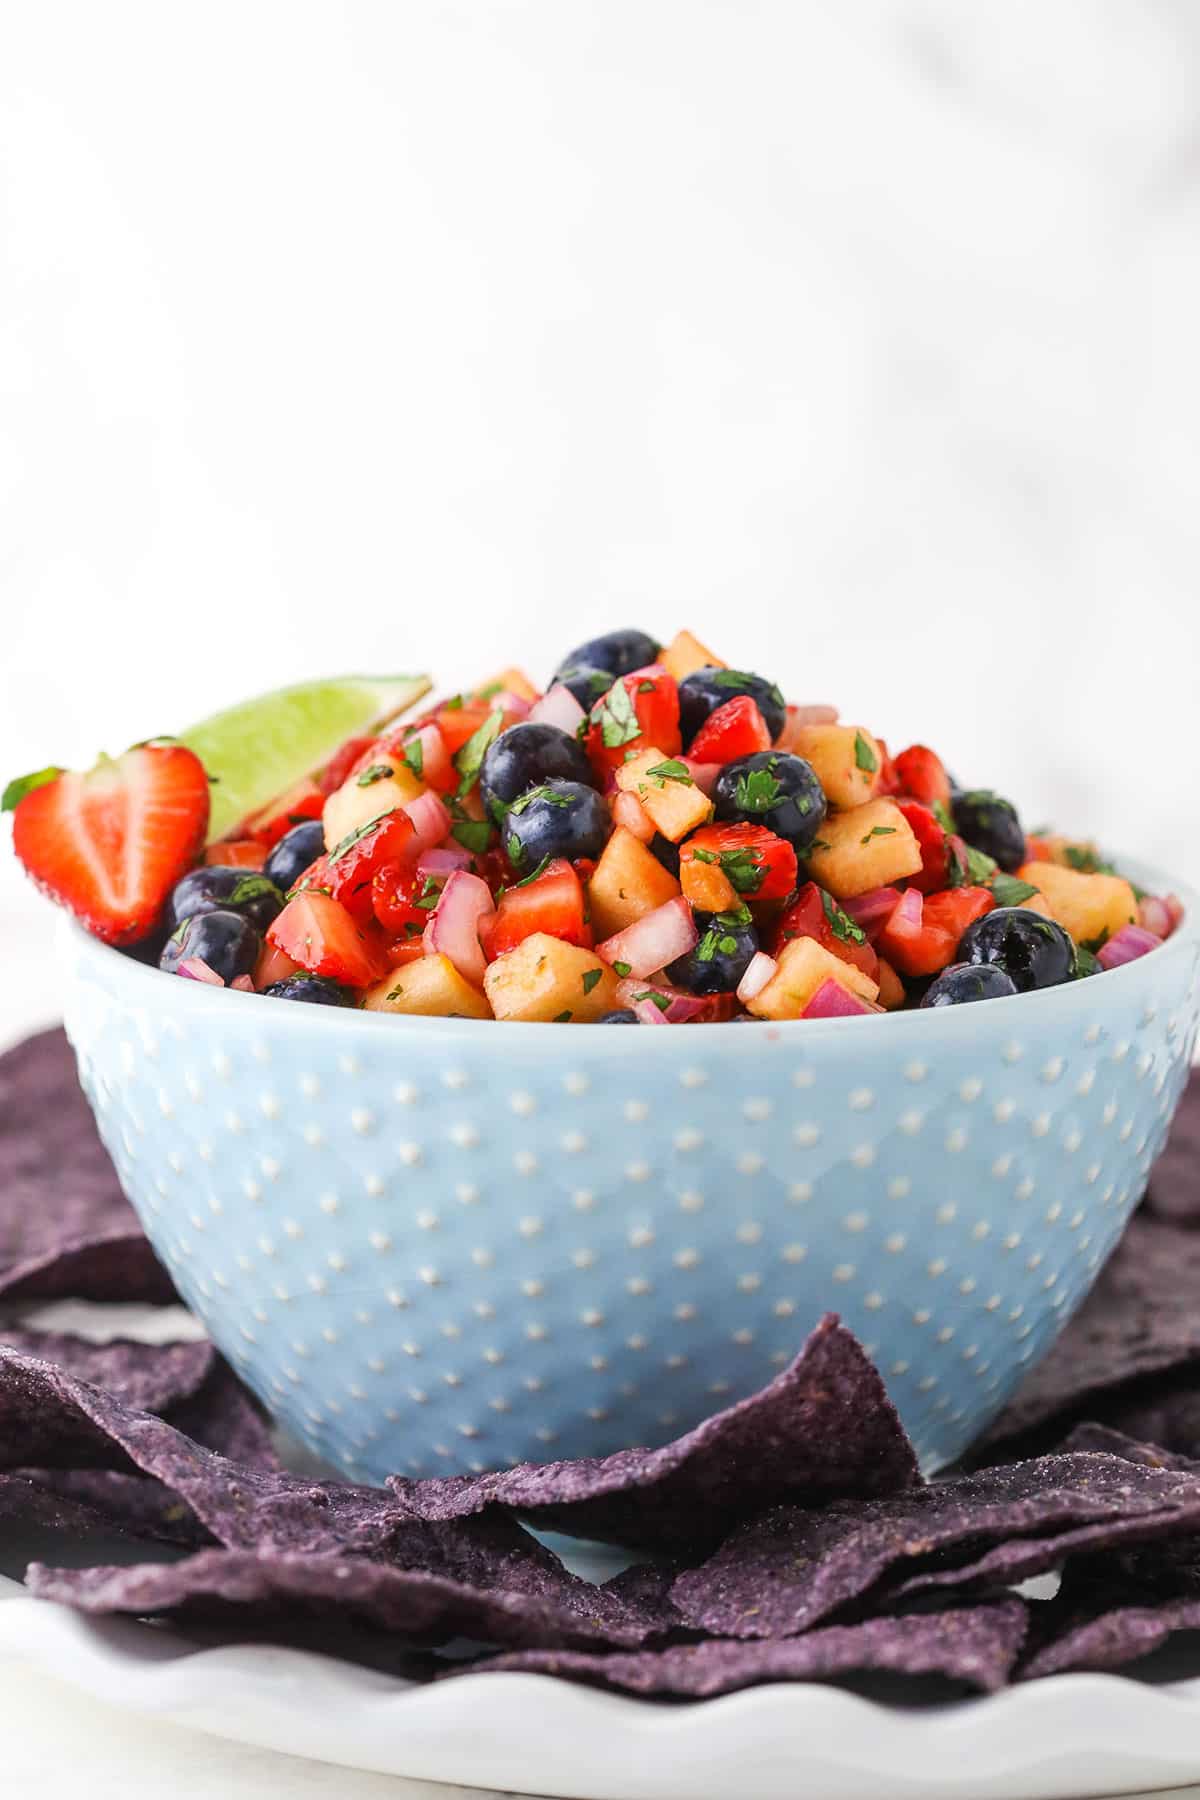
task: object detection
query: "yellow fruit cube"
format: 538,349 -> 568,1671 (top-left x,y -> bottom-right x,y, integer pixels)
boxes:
362,954 -> 492,1019
806,799 -> 923,898
587,827 -> 682,938
788,724 -> 882,809
1017,862 -> 1138,946
615,747 -> 713,842
659,630 -> 725,682
322,756 -> 424,850
479,667 -> 538,703
748,937 -> 879,1021
484,934 -> 620,1023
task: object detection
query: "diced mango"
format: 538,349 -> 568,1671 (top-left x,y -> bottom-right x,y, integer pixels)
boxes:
806,799 -> 923,899
1017,861 -> 1138,946
681,855 -> 737,912
480,667 -> 539,702
323,756 -> 425,850
615,747 -> 713,842
362,953 -> 492,1019
788,724 -> 882,809
484,934 -> 620,1023
587,827 -> 682,938
748,937 -> 879,1021
659,630 -> 725,683
876,957 -> 906,1010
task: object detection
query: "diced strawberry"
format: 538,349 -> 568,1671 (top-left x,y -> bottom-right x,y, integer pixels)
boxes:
687,695 -> 772,765
680,821 -> 797,903
267,891 -> 385,988
897,800 -> 951,895
379,723 -> 455,794
301,808 -> 417,921
381,936 -> 429,968
482,859 -> 590,959
879,884 -> 994,978
247,779 -> 326,847
9,745 -> 210,946
874,738 -> 902,797
893,744 -> 952,811
204,839 -> 267,869
320,735 -> 378,796
584,670 -> 681,783
1025,833 -> 1055,863
254,939 -> 302,989
371,863 -> 445,936
428,699 -> 498,757
770,881 -> 879,981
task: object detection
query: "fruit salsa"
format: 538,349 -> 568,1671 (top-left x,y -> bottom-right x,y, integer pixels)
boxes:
4,629 -> 1184,1022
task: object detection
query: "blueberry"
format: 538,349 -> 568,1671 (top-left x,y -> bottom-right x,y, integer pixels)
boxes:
555,629 -> 659,682
556,663 -> 615,710
503,779 -> 610,869
480,722 -> 595,817
264,820 -> 327,894
598,1008 -> 640,1023
678,668 -> 786,746
263,974 -> 356,1006
649,833 -> 681,878
167,866 -> 284,934
712,752 -> 826,854
160,910 -> 261,984
957,907 -> 1075,993
920,962 -> 1020,1007
953,790 -> 1025,873
667,907 -> 759,995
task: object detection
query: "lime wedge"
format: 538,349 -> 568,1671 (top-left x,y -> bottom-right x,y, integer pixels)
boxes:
180,673 -> 431,842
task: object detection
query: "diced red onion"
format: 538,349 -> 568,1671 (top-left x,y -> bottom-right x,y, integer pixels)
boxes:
613,976 -> 711,1023
1097,924 -> 1162,970
682,758 -> 721,796
1138,896 -> 1170,940
598,896 -> 698,979
395,723 -> 455,792
801,978 -> 874,1019
495,692 -> 532,721
423,869 -> 494,986
403,789 -> 452,851
177,957 -> 224,986
528,684 -> 586,736
737,951 -> 777,1003
1166,893 -> 1185,934
627,663 -> 669,682
417,845 -> 474,877
882,887 -> 923,940
844,887 -> 904,931
613,790 -> 656,843
230,974 -> 255,992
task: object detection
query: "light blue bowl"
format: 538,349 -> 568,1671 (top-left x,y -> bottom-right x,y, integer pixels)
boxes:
60,858 -> 1200,1480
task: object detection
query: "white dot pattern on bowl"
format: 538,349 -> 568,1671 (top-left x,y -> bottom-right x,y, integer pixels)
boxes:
62,931 -> 1200,1478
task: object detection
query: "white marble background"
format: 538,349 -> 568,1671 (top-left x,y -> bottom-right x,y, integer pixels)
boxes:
3,4 -> 1200,1794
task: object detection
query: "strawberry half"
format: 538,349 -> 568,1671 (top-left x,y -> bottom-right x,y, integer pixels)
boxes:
8,746 -> 210,945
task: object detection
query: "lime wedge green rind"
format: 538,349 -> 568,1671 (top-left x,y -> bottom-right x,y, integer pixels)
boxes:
180,674 -> 431,842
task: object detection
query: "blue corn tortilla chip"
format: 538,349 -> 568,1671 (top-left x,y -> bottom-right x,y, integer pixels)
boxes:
458,1600 -> 1028,1696
26,1543 -> 663,1653
0,1472 -> 133,1539
980,1217 -> 1200,1456
0,1328 -> 214,1415
672,1454 -> 1200,1638
1023,1594 -> 1200,1679
1144,1068 -> 1200,1225
1059,1422 -> 1200,1474
13,1469 -> 206,1548
388,1315 -> 920,1551
0,1028 -> 173,1304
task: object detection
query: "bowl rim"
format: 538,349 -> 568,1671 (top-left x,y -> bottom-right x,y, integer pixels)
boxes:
60,850 -> 1200,1046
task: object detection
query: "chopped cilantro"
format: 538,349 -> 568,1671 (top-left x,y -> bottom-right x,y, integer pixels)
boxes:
400,738 -> 424,779
356,762 -> 394,787
860,824 -> 897,846
450,817 -> 492,854
809,837 -> 832,853
931,799 -> 955,834
820,889 -> 866,944
853,731 -> 878,774
2,766 -> 63,812
508,784 -> 572,815
990,875 -> 1039,908
718,846 -> 765,894
412,876 -> 442,911
453,707 -> 504,796
733,764 -> 782,812
712,669 -> 755,688
644,759 -> 693,788
690,846 -> 717,864
553,1009 -> 573,1023
1063,843 -> 1118,876
593,680 -> 641,749
475,680 -> 503,701
636,679 -> 656,694
632,990 -> 671,1013
1073,945 -> 1102,979
228,875 -> 283,908
511,854 -> 551,889
1081,930 -> 1109,954
963,844 -> 999,884
612,960 -> 632,977
582,968 -> 603,996
506,830 -> 522,865
328,816 -> 387,863
441,694 -> 464,711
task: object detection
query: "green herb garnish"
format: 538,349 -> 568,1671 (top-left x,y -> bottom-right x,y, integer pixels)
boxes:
475,680 -> 503,701
931,799 -> 955,834
508,784 -> 572,816
450,817 -> 492,854
1073,945 -> 1102,979
582,968 -> 603,995
612,960 -> 632,977
453,707 -> 504,797
632,990 -> 672,1013
717,846 -> 765,895
2,766 -> 64,812
328,816 -> 387,863
356,762 -> 394,788
593,680 -> 641,749
733,764 -> 782,812
511,854 -> 552,889
853,731 -> 878,774
506,830 -> 522,865
963,844 -> 999,884
553,1010 -> 573,1023
227,875 -> 284,908
400,738 -> 424,779
643,759 -> 693,788
990,875 -> 1039,908
820,888 -> 866,945
860,824 -> 897,846
412,876 -> 442,911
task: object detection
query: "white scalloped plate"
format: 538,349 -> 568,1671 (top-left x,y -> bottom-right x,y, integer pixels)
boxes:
6,1572 -> 1200,1800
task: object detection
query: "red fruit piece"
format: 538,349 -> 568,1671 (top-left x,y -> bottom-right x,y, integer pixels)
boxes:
874,738 -> 903,797
246,779 -> 326,847
482,859 -> 590,960
894,744 -> 952,811
585,670 -> 681,783
301,809 -> 417,922
319,735 -> 378,795
687,695 -> 772,765
204,839 -> 267,869
10,745 -> 210,945
267,891 -> 385,988
878,885 -> 994,978
680,821 -> 797,903
770,881 -> 879,981
372,863 -> 445,937
897,800 -> 951,895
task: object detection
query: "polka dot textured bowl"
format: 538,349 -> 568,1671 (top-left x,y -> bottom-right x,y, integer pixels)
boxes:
59,860 -> 1200,1481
